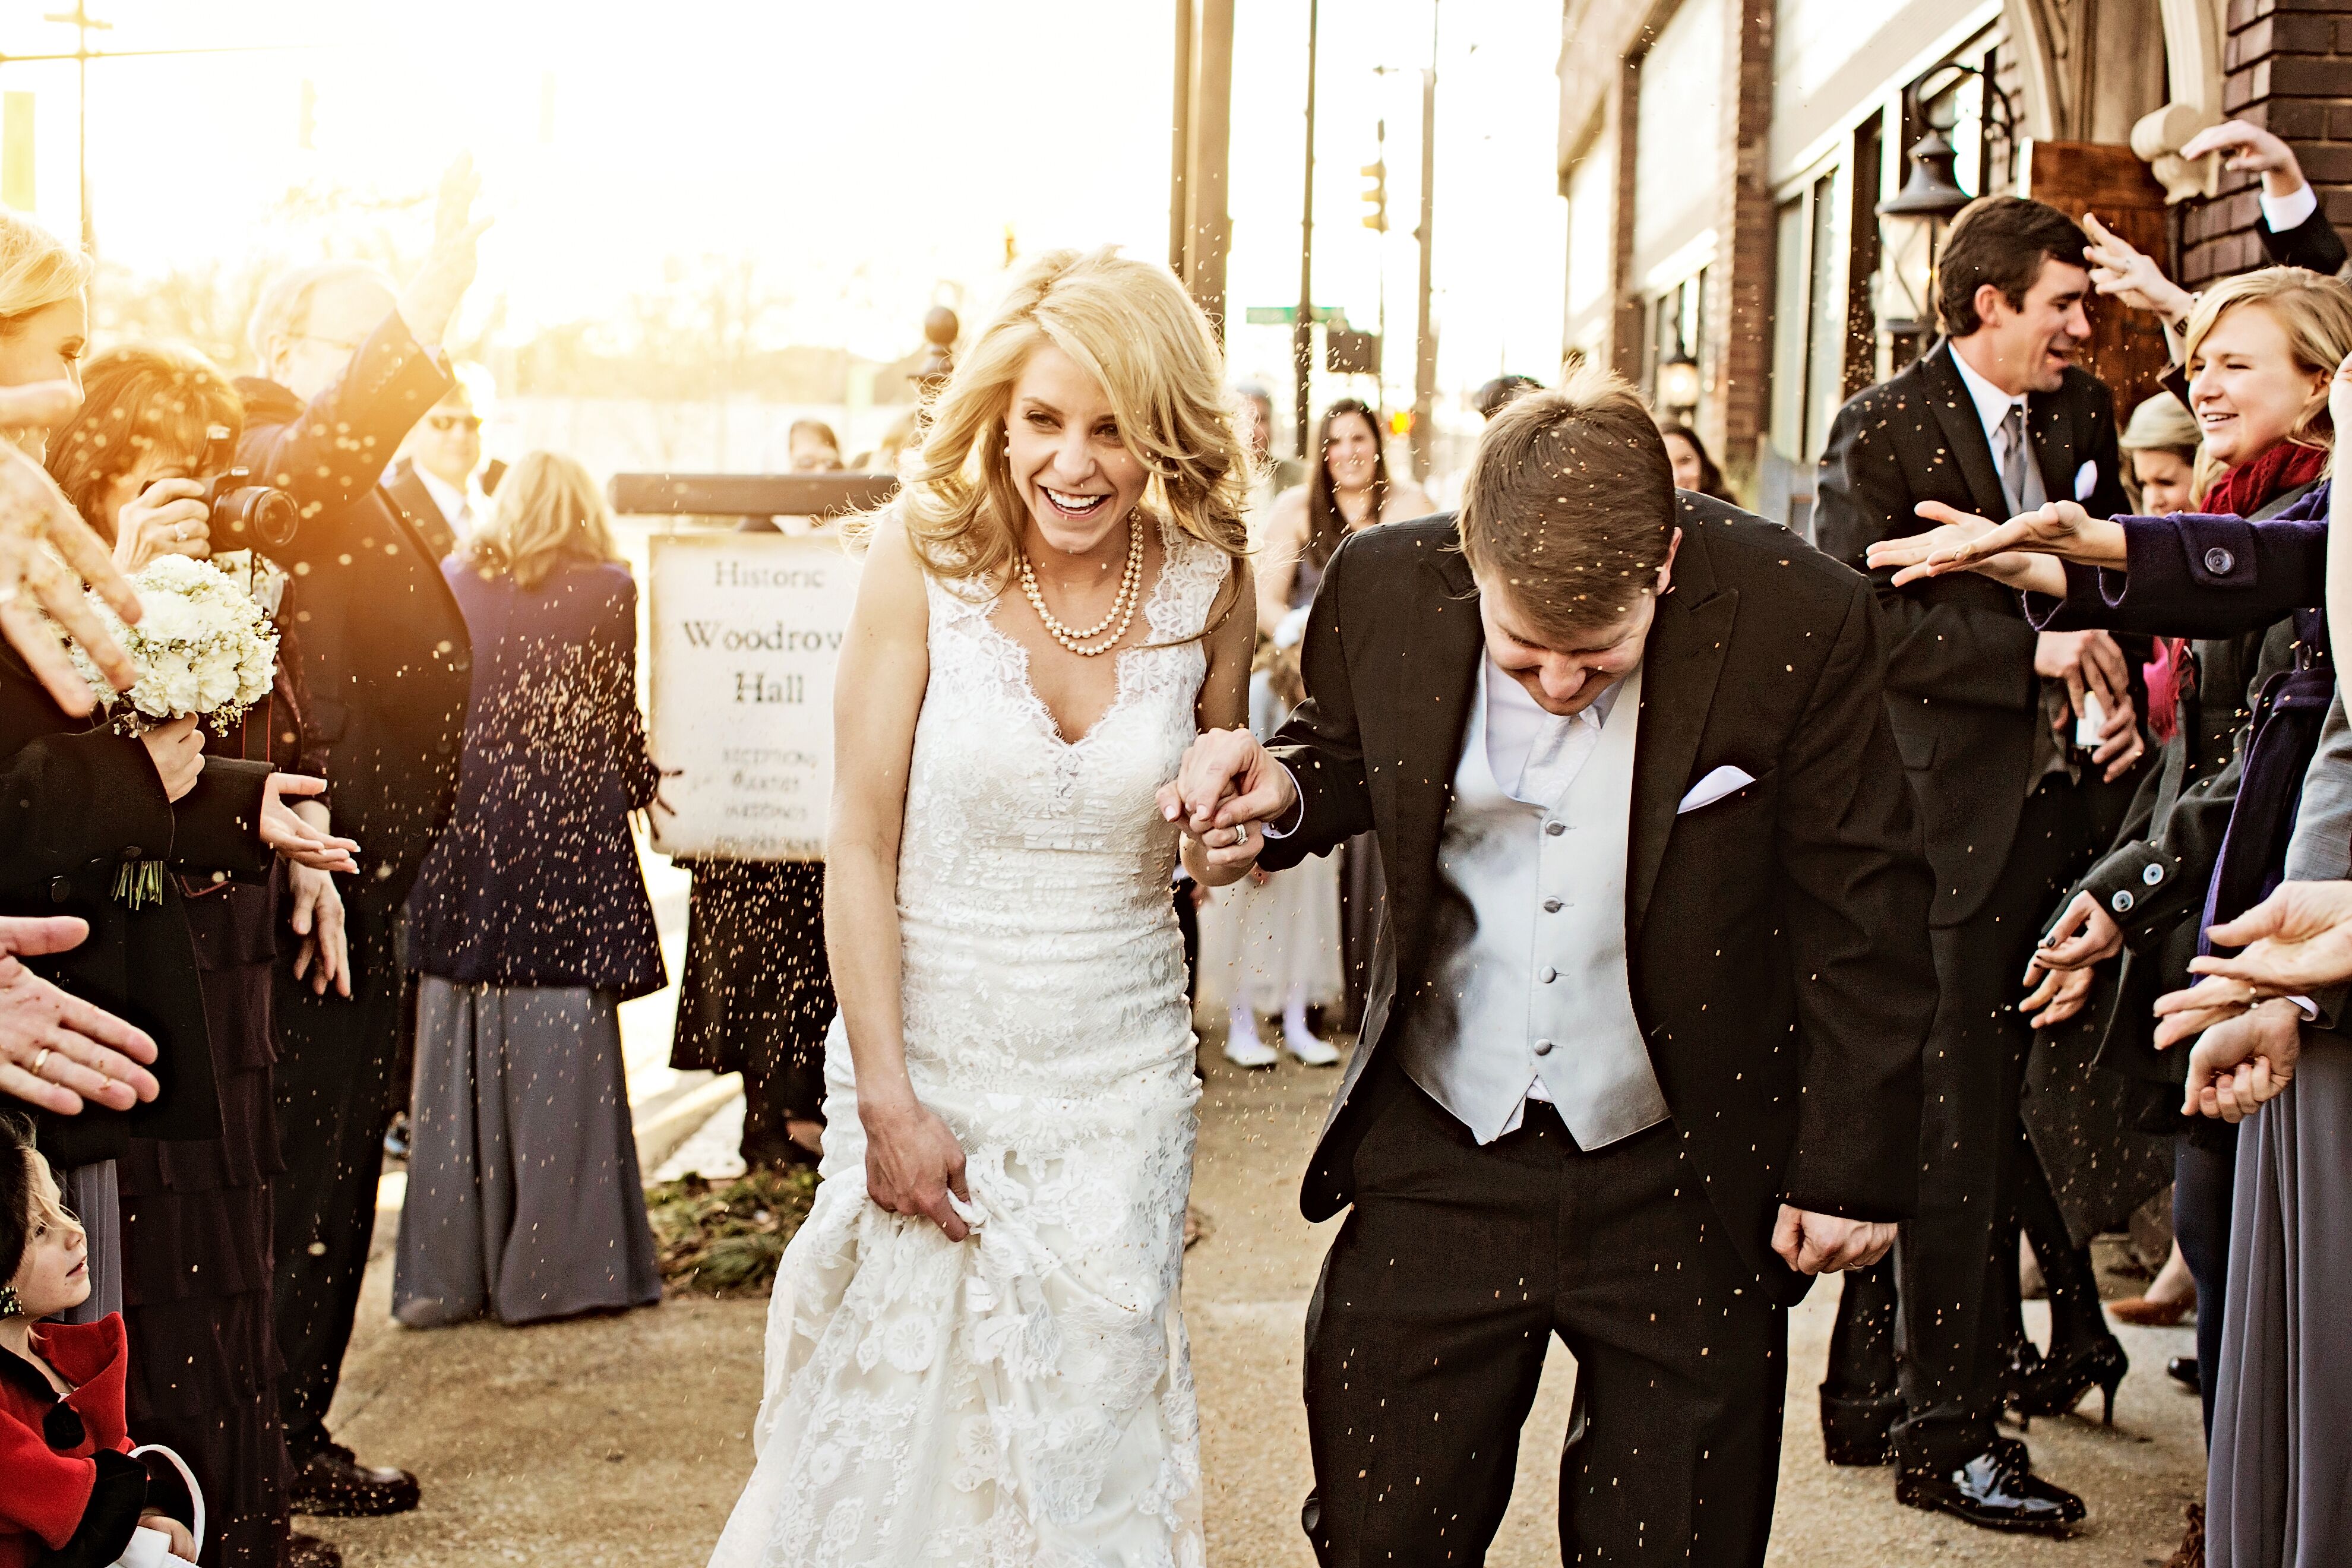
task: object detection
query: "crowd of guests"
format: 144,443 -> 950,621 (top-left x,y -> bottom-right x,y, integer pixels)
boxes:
2,159 -> 671,1568
1814,118 -> 2352,1567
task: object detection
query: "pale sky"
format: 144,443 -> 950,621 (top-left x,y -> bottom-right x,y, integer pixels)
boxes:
0,0 -> 1566,434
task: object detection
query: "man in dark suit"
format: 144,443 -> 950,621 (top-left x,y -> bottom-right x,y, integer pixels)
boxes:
1813,194 -> 2145,1531
382,368 -> 490,562
1166,370 -> 1936,1566
236,159 -> 486,1527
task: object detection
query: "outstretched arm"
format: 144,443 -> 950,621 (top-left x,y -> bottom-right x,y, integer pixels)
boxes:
1772,578 -> 1935,1250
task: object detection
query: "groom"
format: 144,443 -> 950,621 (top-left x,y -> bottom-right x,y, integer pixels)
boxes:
1168,367 -> 1937,1564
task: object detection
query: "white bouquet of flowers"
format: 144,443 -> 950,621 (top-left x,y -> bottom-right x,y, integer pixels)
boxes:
64,554 -> 279,736
55,555 -> 280,908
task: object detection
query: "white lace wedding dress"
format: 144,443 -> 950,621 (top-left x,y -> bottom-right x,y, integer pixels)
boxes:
707,521 -> 1223,1568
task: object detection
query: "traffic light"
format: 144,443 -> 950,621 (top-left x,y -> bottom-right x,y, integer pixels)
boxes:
1387,409 -> 1414,437
1360,160 -> 1387,232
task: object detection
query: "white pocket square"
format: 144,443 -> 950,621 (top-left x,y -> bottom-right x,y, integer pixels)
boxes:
2074,460 -> 2098,501
1677,765 -> 1756,814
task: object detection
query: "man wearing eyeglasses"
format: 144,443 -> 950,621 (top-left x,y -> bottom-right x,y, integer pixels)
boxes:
234,157 -> 488,1545
386,368 -> 496,560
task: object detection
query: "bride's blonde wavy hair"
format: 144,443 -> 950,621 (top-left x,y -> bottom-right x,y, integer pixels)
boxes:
875,248 -> 1250,618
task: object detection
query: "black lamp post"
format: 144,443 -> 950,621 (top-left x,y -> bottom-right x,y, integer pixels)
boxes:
1876,121 -> 1971,340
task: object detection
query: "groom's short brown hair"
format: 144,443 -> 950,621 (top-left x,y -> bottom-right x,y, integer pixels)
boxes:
1458,361 -> 1677,638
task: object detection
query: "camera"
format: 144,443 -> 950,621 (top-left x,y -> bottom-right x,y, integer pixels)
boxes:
200,425 -> 299,548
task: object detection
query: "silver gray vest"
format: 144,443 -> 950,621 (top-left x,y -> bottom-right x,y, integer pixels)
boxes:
1393,663 -> 1670,1147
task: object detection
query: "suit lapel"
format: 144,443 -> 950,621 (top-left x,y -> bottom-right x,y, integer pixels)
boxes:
1629,520 -> 1736,934
1920,344 -> 2015,521
1387,549 -> 1484,972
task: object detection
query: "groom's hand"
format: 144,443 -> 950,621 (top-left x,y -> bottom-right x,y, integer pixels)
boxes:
1772,1205 -> 1896,1275
1163,727 -> 1298,832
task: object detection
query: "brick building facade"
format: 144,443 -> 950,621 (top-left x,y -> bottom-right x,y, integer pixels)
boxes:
1556,0 -> 2352,528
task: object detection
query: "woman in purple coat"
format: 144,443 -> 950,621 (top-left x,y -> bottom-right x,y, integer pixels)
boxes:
396,453 -> 666,1327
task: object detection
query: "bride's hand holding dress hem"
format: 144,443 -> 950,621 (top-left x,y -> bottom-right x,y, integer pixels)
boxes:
817,515 -> 975,1243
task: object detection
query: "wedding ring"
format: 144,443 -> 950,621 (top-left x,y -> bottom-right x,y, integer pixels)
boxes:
0,583 -> 18,608
30,1047 -> 52,1079
175,523 -> 189,540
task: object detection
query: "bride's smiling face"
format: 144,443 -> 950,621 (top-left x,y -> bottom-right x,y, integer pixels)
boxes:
1004,342 -> 1148,557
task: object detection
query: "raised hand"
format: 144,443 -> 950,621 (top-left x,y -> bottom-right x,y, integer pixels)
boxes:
2082,213 -> 2195,325
2178,120 -> 2308,197
1,401 -> 141,713
112,477 -> 211,573
396,154 -> 494,350
2152,971 -> 2261,1049
2187,879 -> 2352,994
1867,501 -> 2068,593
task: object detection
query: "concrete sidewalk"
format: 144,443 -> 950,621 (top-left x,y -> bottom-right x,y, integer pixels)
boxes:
314,1040 -> 2204,1566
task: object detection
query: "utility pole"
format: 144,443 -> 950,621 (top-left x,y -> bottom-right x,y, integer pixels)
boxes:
40,4 -> 109,255
1294,0 -> 1320,460
1168,0 -> 1191,276
1411,2 -> 1439,482
6,14 -> 290,261
1181,0 -> 1232,339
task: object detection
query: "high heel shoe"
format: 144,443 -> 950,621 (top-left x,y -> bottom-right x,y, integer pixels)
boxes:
2107,1294 -> 2191,1327
2010,1335 -> 2128,1424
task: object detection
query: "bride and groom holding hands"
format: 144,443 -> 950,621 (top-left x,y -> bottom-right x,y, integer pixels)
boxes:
708,245 -> 1937,1568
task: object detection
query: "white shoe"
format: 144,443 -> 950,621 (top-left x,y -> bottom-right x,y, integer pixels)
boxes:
1284,1027 -> 1340,1067
1224,1029 -> 1279,1068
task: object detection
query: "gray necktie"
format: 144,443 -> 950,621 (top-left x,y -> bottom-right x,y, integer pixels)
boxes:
1999,404 -> 2029,514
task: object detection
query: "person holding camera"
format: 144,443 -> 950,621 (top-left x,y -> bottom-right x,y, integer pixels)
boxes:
235,156 -> 487,1522
44,341 -> 354,1568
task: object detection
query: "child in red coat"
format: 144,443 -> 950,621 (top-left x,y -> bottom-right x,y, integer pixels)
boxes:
2,1115 -> 195,1568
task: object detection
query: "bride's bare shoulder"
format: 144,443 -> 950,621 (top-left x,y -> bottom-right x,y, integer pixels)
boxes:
847,510 -> 930,636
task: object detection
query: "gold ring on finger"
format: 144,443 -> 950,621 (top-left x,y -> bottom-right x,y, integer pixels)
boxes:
30,1047 -> 52,1079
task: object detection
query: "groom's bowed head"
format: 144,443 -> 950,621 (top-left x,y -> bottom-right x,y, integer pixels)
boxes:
1458,361 -> 1683,719
1163,362 -> 1683,847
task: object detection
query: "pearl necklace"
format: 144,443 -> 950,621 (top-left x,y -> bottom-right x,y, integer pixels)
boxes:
1019,511 -> 1145,657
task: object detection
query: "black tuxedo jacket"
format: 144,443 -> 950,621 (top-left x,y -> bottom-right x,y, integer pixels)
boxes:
236,313 -> 472,905
1255,500 -> 1936,1302
384,457 -> 461,562
1813,340 -> 2130,925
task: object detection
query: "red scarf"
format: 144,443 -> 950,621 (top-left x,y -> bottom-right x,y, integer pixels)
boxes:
2142,442 -> 2329,742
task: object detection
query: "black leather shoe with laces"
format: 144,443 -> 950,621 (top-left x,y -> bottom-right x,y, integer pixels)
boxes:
289,1441 -> 421,1517
1895,1437 -> 2085,1534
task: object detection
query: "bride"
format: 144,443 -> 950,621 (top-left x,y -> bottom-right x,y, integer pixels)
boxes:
708,248 -> 1256,1568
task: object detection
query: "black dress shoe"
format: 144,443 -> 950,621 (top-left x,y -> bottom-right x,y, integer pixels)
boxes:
2168,1355 -> 2201,1395
289,1532 -> 344,1568
1895,1439 -> 2085,1534
290,1441 -> 421,1517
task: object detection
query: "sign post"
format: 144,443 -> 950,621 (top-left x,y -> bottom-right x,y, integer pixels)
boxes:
644,532 -> 860,861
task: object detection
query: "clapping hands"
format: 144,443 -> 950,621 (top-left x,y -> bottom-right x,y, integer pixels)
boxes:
2145,881 -> 2352,1121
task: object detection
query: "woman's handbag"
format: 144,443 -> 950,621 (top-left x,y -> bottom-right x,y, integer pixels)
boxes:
108,1444 -> 203,1568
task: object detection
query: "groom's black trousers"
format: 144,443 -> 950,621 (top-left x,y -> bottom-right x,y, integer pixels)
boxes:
1303,1065 -> 1786,1566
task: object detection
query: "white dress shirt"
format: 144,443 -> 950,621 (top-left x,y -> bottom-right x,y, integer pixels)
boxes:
1481,656 -> 1624,804
1949,345 -> 2031,486
2263,181 -> 2320,235
415,466 -> 478,551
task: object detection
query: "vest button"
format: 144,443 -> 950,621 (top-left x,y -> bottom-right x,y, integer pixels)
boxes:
1533,1038 -> 1556,1056
1542,898 -> 1563,913
1539,965 -> 1558,983
48,876 -> 69,903
1544,821 -> 1566,836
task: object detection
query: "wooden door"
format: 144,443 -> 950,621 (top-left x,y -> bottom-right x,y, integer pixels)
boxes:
2018,140 -> 2174,418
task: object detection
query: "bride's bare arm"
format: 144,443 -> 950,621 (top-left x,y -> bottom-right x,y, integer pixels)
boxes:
1181,558 -> 1260,889
824,520 -> 971,1241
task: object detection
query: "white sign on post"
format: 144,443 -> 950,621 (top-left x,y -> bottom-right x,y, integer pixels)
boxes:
646,532 -> 861,861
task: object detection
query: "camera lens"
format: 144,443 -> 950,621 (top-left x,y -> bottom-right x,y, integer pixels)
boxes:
211,485 -> 300,549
